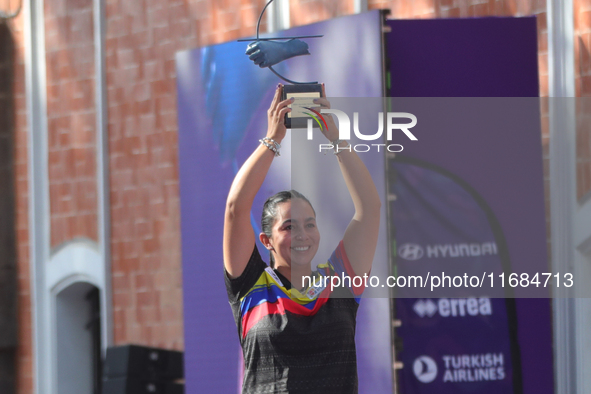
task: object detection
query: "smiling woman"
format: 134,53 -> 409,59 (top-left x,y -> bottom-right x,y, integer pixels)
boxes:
222,84 -> 381,394
259,190 -> 319,279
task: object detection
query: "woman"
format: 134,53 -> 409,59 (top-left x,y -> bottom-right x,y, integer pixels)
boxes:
223,84 -> 381,393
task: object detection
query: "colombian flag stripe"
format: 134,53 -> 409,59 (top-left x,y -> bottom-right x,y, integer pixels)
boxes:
328,241 -> 364,296
241,291 -> 331,339
239,283 -> 320,316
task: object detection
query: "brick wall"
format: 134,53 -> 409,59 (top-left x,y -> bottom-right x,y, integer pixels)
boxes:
575,0 -> 591,199
4,5 -> 33,394
290,0 -> 355,23
45,0 -> 98,248
105,0 -> 270,350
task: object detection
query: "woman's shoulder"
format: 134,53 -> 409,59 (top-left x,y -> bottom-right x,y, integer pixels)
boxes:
225,244 -> 269,300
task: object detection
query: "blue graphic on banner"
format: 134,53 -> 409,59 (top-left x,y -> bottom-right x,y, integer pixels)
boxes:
391,158 -> 520,393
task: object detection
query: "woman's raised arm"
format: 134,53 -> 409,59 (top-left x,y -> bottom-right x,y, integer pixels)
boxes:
336,141 -> 381,278
316,86 -> 381,278
223,86 -> 292,278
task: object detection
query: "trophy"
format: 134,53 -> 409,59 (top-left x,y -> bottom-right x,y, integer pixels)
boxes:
239,0 -> 323,128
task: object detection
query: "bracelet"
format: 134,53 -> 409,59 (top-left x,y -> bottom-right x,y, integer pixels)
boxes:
331,139 -> 351,155
263,137 -> 281,150
259,137 -> 281,157
263,137 -> 281,156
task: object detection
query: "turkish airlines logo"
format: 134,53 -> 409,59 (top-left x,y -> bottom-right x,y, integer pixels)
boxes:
398,243 -> 424,261
413,356 -> 438,383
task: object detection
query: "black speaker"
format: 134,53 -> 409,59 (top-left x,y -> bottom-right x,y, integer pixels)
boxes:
102,377 -> 184,394
103,345 -> 184,381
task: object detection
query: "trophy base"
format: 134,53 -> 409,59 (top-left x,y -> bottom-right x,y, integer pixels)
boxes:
282,83 -> 323,129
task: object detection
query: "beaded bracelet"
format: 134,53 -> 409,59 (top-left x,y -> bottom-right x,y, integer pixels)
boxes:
259,137 -> 281,157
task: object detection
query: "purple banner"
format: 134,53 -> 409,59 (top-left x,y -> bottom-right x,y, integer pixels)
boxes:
386,17 -> 553,394
391,158 -> 519,392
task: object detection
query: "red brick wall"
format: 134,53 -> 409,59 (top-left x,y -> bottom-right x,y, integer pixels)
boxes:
575,0 -> 591,199
5,7 -> 33,394
105,0 -> 269,350
290,0 -> 355,23
575,0 -> 591,98
45,0 -> 98,248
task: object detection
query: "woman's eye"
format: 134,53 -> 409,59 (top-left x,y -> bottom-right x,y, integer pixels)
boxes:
284,225 -> 292,230
306,223 -> 315,228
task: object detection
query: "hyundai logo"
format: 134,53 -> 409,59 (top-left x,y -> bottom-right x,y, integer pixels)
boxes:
398,243 -> 424,261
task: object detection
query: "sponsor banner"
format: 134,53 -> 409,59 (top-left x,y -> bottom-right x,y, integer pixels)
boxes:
398,297 -> 516,393
386,17 -> 552,394
389,157 -> 510,298
390,154 -> 520,393
414,353 -> 508,384
413,298 -> 492,318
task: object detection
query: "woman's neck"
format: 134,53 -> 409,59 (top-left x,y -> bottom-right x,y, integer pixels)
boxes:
275,263 -> 312,290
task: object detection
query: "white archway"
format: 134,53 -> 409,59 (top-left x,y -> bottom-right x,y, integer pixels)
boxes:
45,239 -> 106,394
54,280 -> 98,394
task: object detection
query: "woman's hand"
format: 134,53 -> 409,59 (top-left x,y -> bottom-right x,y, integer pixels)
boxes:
313,84 -> 339,142
266,85 -> 293,143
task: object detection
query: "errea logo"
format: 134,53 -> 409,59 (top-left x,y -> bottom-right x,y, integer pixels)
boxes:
413,299 -> 438,317
413,298 -> 493,318
398,243 -> 424,261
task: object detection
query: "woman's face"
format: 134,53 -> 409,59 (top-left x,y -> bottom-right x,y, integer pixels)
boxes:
269,198 -> 320,268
